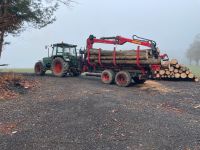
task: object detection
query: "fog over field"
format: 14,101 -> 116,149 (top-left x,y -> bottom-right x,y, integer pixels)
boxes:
0,0 -> 200,68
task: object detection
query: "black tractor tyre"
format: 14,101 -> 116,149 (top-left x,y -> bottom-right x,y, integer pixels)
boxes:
34,61 -> 46,76
71,69 -> 81,77
101,69 -> 115,84
133,77 -> 146,84
51,57 -> 69,77
115,71 -> 132,87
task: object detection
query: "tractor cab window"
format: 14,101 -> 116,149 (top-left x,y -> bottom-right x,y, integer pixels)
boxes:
52,47 -> 57,56
63,47 -> 76,56
57,47 -> 64,55
52,46 -> 64,56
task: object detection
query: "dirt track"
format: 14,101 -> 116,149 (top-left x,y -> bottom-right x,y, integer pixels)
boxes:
0,75 -> 200,150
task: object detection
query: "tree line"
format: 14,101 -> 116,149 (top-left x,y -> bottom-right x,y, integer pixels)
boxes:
0,0 -> 73,57
186,34 -> 200,66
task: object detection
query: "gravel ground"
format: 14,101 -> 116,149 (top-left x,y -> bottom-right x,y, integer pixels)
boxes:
0,75 -> 200,150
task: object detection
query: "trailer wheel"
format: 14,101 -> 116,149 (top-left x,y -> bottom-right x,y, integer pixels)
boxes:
133,77 -> 146,84
34,62 -> 46,76
115,71 -> 131,87
52,57 -> 69,77
101,70 -> 115,84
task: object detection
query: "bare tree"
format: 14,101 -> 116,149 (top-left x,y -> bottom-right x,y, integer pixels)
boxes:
186,34 -> 200,66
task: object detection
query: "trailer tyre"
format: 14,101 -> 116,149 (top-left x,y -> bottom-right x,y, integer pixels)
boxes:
115,71 -> 131,87
52,57 -> 69,77
34,61 -> 46,76
133,77 -> 146,84
101,70 -> 115,84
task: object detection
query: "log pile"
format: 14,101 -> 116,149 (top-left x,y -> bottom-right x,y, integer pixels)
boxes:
87,48 -> 161,65
154,59 -> 199,82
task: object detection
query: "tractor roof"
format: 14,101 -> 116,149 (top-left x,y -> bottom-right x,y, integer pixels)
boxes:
53,43 -> 77,48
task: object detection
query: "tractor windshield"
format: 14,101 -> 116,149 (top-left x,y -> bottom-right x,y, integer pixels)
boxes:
63,47 -> 76,56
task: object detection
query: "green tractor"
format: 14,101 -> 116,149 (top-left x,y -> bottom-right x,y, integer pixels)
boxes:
34,43 -> 80,77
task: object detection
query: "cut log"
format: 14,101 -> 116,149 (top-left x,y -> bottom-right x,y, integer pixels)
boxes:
93,58 -> 161,65
186,70 -> 190,75
170,59 -> 178,65
166,70 -> 170,75
89,54 -> 148,60
162,61 -> 170,69
174,69 -> 179,73
170,72 -> 174,76
175,73 -> 181,78
175,64 -> 180,69
169,67 -> 174,72
181,73 -> 187,79
89,49 -> 150,56
181,66 -> 187,72
179,70 -> 183,74
159,70 -> 165,75
195,78 -> 199,82
188,73 -> 194,79
171,75 -> 175,78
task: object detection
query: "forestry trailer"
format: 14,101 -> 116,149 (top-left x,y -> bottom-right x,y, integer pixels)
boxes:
79,35 -> 165,87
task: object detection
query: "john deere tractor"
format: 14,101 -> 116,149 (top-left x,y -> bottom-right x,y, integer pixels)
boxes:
34,43 -> 80,77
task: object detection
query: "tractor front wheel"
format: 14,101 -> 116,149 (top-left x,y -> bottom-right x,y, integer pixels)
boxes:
115,71 -> 131,87
51,57 -> 69,77
34,62 -> 46,76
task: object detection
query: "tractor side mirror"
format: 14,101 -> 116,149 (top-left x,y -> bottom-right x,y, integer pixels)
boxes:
79,48 -> 85,54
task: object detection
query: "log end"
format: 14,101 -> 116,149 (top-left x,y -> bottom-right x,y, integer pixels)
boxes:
194,77 -> 199,82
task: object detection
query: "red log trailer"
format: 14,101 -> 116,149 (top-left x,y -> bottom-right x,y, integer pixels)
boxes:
80,35 -> 166,87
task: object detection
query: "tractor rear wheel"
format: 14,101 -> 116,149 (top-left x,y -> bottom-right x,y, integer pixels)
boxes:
51,57 -> 69,77
101,69 -> 115,84
115,71 -> 131,87
133,77 -> 146,84
34,62 -> 46,76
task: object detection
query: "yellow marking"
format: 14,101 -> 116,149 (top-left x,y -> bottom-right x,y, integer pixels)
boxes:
131,40 -> 141,45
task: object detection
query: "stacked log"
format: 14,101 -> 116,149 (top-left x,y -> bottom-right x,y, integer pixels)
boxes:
87,48 -> 161,65
154,59 -> 199,82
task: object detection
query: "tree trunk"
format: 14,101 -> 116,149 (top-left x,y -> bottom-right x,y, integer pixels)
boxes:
0,0 -> 7,57
0,30 -> 4,57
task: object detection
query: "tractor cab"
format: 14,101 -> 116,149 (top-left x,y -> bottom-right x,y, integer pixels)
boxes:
42,43 -> 78,69
52,43 -> 77,58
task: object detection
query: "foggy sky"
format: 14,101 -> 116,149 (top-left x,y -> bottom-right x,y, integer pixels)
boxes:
1,0 -> 200,68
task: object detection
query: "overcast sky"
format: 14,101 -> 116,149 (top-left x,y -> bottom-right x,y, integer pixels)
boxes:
1,0 -> 200,68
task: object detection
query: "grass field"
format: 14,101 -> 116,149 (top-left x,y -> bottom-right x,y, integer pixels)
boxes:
188,66 -> 200,77
0,68 -> 34,73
